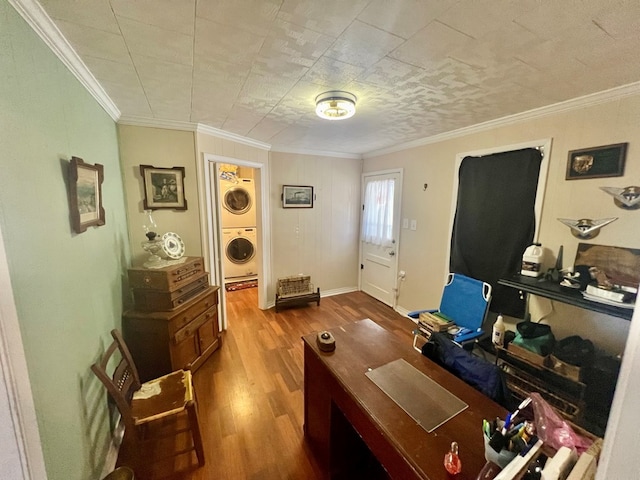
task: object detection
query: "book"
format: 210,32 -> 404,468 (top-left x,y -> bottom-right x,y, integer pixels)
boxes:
418,311 -> 453,332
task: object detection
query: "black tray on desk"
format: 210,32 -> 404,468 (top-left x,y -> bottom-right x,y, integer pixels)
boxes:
499,274 -> 634,321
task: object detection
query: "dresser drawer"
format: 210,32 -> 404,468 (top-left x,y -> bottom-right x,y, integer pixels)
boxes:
132,273 -> 209,311
173,306 -> 217,345
128,257 -> 205,292
168,289 -> 218,334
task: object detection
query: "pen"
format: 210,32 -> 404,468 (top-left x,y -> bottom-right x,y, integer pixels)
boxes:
501,412 -> 513,434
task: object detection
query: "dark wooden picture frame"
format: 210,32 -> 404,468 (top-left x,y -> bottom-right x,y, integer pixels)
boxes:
69,156 -> 105,233
566,143 -> 627,180
282,185 -> 314,208
140,165 -> 187,210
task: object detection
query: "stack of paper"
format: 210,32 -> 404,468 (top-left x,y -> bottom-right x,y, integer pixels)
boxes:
585,284 -> 635,303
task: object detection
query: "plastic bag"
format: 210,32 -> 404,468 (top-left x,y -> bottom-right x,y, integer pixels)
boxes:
530,392 -> 592,454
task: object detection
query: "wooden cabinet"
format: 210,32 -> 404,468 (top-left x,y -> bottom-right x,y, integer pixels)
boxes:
123,262 -> 221,382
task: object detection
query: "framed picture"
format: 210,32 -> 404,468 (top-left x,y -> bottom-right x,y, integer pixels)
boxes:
69,156 -> 105,233
140,165 -> 187,210
282,185 -> 314,208
566,143 -> 627,180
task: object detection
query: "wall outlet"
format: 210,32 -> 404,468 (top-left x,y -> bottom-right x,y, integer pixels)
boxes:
402,218 -> 409,229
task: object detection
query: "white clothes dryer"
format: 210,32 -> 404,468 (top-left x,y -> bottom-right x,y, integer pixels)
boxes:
223,227 -> 258,280
220,178 -> 256,228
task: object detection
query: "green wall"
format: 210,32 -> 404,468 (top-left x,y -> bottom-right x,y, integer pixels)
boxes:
0,2 -> 131,479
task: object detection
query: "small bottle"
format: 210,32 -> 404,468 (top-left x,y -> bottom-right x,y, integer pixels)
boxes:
492,314 -> 505,347
444,441 -> 462,475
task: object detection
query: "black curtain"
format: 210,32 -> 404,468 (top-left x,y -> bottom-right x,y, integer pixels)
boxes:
450,148 -> 542,318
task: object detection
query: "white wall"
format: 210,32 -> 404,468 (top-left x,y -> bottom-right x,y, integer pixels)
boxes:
270,152 -> 362,296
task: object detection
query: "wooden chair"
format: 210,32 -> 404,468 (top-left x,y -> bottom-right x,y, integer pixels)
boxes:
91,329 -> 205,473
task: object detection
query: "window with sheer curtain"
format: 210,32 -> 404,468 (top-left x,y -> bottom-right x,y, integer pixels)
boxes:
361,178 -> 395,246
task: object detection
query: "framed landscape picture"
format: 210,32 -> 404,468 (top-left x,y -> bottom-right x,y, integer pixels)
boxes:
282,185 -> 314,208
140,165 -> 187,210
69,156 -> 105,233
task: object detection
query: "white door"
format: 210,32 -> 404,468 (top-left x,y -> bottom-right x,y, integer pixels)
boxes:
360,170 -> 402,307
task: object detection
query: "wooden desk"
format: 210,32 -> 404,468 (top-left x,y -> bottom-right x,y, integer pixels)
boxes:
303,319 -> 506,480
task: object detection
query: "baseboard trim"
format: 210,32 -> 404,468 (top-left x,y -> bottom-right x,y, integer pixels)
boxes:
394,305 -> 412,318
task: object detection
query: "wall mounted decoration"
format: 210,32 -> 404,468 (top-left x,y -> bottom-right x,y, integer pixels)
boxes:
140,165 -> 187,210
575,243 -> 640,289
600,186 -> 640,210
566,143 -> 627,180
557,217 -> 617,239
282,185 -> 314,208
69,156 -> 105,233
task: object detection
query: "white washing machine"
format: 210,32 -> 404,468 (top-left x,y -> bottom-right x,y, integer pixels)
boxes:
223,227 -> 258,280
220,177 -> 256,228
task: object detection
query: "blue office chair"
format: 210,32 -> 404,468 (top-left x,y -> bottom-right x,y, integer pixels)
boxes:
409,273 -> 492,351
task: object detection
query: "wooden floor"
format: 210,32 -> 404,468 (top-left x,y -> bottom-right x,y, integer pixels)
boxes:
117,287 -> 415,479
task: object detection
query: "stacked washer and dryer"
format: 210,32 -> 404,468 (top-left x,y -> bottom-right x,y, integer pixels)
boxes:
220,177 -> 258,284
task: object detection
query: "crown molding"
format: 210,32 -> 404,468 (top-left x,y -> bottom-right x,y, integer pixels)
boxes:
271,146 -> 362,159
118,116 -> 197,132
196,124 -> 271,151
364,81 -> 640,159
117,117 -> 272,151
8,0 -> 120,121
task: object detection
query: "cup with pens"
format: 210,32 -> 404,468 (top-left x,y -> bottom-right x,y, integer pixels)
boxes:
482,397 -> 536,469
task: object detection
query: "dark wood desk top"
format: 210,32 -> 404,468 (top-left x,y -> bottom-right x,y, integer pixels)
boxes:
303,318 -> 506,480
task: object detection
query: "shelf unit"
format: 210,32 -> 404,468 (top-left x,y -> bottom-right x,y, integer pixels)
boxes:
498,274 -> 633,320
497,273 -> 628,436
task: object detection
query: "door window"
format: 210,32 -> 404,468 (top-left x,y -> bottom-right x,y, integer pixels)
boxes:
361,178 -> 395,246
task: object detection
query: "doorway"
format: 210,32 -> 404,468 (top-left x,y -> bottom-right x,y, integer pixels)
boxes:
359,169 -> 403,307
202,154 -> 271,330
218,163 -> 259,289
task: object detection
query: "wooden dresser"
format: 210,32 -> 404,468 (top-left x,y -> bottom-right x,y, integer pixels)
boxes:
123,257 -> 221,382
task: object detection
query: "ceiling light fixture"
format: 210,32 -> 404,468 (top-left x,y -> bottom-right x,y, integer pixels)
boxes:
315,91 -> 357,120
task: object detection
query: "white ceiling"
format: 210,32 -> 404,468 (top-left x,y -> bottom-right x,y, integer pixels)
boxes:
25,0 -> 640,155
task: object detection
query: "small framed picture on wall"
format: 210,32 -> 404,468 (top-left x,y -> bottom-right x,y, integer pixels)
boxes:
68,156 -> 105,233
282,185 -> 314,208
140,165 -> 187,210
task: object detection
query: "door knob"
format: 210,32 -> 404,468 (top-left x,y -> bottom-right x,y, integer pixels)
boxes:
389,251 -> 395,256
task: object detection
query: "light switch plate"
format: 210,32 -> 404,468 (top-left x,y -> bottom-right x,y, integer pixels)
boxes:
402,218 -> 409,229
410,219 -> 417,231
